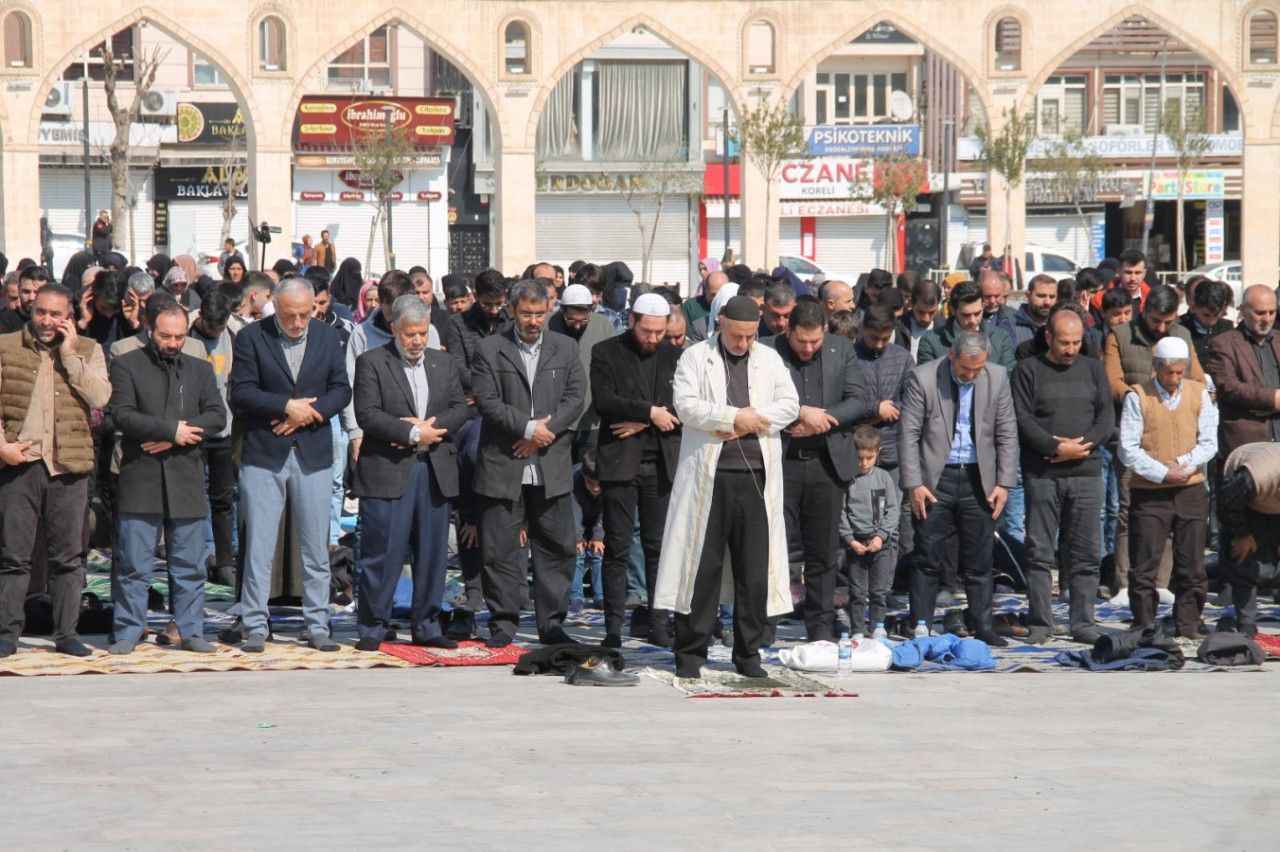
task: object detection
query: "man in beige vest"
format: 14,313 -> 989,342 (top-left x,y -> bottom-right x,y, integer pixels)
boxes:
1118,335 -> 1217,639
0,283 -> 111,657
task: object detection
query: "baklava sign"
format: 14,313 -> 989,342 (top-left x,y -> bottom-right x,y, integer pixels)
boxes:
293,96 -> 455,150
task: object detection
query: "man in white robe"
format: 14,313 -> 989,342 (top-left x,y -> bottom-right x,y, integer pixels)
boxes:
653,295 -> 799,678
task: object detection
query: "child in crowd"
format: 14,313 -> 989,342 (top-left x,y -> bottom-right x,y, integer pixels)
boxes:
838,426 -> 901,638
1101,286 -> 1132,329
570,450 -> 605,615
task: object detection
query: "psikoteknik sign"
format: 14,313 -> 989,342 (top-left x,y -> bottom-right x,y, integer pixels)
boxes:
807,124 -> 920,157
293,96 -> 455,150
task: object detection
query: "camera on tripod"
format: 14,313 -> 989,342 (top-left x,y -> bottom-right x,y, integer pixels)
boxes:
254,221 -> 283,245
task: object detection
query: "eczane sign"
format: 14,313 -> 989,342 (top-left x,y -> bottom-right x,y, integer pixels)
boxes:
778,157 -> 873,200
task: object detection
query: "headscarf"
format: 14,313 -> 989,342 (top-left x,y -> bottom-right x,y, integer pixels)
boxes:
146,253 -> 172,281
162,265 -> 189,293
61,250 -> 95,293
354,279 -> 379,323
771,265 -> 810,298
174,255 -> 199,284
708,282 -> 740,334
332,257 -> 364,308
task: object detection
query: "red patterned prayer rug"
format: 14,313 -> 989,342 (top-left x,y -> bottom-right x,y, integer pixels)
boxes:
1251,633 -> 1280,660
376,639 -> 526,667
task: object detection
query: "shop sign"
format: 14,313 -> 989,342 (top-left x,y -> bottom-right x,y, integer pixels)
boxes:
337,168 -> 405,190
780,200 -> 886,217
1149,169 -> 1225,200
294,153 -> 442,169
536,171 -> 703,194
339,191 -> 365,201
299,191 -> 326,201
294,96 -> 455,150
154,166 -> 248,201
1205,199 -> 1225,263
418,191 -> 442,201
806,124 -> 920,157
38,121 -> 173,148
957,133 -> 1243,161
176,102 -> 246,145
778,157 -> 873,200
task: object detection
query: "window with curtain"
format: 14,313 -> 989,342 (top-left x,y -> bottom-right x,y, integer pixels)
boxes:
595,61 -> 688,161
1036,75 -> 1087,136
536,71 -> 579,160
4,12 -> 32,69
1251,11 -> 1278,65
327,25 -> 390,90
1102,73 -> 1205,134
994,18 -> 1022,71
259,16 -> 287,71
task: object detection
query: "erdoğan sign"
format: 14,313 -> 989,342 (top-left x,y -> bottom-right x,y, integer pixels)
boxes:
293,96 -> 455,150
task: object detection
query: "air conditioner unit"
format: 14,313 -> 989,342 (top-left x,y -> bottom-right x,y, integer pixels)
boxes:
1105,124 -> 1145,137
44,82 -> 74,117
140,89 -> 177,118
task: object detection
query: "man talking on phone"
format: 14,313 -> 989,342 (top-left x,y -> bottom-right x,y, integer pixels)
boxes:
0,283 -> 112,657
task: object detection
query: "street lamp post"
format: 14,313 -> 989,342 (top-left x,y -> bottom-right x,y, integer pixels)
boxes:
383,107 -> 396,271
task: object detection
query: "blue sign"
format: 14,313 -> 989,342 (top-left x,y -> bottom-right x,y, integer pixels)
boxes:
807,124 -> 921,157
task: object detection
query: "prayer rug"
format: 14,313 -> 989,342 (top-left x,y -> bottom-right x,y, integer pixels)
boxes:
1250,632 -> 1280,659
643,666 -> 857,698
0,642 -> 413,677
376,639 -> 526,667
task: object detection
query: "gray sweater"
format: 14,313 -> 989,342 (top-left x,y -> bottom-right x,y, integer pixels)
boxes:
838,465 -> 901,542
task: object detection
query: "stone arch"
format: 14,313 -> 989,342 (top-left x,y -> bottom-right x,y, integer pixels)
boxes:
776,8 -> 993,124
282,7 -> 501,150
525,13 -> 743,151
29,6 -> 262,148
1020,3 -> 1246,128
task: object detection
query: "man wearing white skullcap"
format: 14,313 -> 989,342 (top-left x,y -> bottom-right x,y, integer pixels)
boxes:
1118,331 -> 1218,638
548,282 -> 618,454
588,288 -> 684,647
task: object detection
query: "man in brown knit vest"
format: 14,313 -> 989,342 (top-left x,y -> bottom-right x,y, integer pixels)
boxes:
1117,335 -> 1218,640
0,283 -> 111,657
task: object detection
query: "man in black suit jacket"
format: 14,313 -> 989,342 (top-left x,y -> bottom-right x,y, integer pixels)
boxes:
590,293 -> 683,648
108,302 -> 225,654
471,279 -> 585,647
228,278 -> 352,652
773,298 -> 875,641
351,296 -> 470,651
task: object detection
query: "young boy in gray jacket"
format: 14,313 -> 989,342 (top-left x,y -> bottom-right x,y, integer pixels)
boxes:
838,425 -> 901,636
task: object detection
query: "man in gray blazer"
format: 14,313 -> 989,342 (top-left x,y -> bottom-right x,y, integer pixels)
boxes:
899,329 -> 1019,645
472,279 -> 586,647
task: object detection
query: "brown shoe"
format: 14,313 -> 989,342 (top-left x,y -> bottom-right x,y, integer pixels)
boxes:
155,620 -> 181,646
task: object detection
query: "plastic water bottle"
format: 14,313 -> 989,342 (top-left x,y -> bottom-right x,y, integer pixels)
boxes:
873,623 -> 888,641
720,608 -> 734,649
837,632 -> 853,676
914,619 -> 929,638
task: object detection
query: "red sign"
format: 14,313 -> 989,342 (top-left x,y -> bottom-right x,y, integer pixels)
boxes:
388,192 -> 404,201
299,191 -> 325,201
417,190 -> 442,202
338,168 -> 405,190
339,191 -> 365,202
294,96 -> 455,151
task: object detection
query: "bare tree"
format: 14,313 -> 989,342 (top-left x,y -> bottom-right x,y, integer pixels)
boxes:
101,41 -> 168,258
856,155 -> 929,274
1029,130 -> 1106,265
618,146 -> 701,284
975,108 -> 1037,272
351,127 -> 416,272
733,97 -> 808,267
1161,109 -> 1211,273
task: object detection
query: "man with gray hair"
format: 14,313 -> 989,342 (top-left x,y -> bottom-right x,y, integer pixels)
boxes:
228,276 -> 352,652
350,295 -> 471,650
1119,335 -> 1217,639
760,282 -> 797,338
899,329 -> 1019,644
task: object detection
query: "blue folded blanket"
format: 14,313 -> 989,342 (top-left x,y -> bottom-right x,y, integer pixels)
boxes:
890,633 -> 996,671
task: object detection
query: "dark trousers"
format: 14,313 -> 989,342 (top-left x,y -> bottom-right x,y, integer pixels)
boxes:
0,463 -> 88,644
879,462 -> 913,561
456,514 -> 485,612
203,439 -> 237,571
1024,474 -> 1102,635
357,461 -> 451,641
674,470 -> 770,674
910,464 -> 996,633
600,460 -> 670,636
781,452 -> 843,641
480,485 -> 576,641
847,541 -> 895,632
1129,484 -> 1208,636
1222,510 -> 1280,635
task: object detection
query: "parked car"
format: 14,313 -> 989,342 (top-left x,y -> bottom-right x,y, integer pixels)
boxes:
777,255 -> 825,280
956,241 -> 1082,285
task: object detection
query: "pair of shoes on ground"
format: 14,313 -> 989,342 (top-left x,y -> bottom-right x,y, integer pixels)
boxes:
0,637 -> 95,658
110,635 -> 216,655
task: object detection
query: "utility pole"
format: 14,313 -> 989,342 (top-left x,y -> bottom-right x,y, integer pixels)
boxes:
940,118 -> 954,271
722,107 -> 730,260
1142,42 -> 1169,258
81,77 -> 91,247
384,107 -> 396,271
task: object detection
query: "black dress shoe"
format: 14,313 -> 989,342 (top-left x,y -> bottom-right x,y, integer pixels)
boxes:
446,610 -> 475,640
54,637 -> 92,657
735,660 -> 769,679
485,632 -> 514,649
675,665 -> 703,679
942,610 -> 969,637
355,636 -> 382,652
564,663 -> 639,686
602,633 -> 622,649
543,626 -> 579,646
412,635 -> 458,649
384,628 -> 399,642
975,630 -> 1009,648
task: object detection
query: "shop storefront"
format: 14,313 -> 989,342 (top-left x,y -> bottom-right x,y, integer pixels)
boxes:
292,96 -> 454,275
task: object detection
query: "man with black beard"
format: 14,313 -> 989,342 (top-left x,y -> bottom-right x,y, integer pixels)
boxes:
548,283 -> 617,454
0,265 -> 48,333
590,293 -> 683,648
